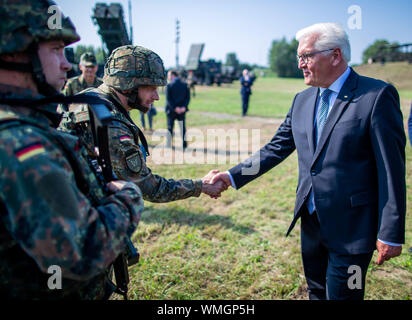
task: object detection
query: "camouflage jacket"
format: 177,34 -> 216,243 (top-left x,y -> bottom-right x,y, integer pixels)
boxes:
59,84 -> 203,202
0,84 -> 143,299
62,74 -> 103,96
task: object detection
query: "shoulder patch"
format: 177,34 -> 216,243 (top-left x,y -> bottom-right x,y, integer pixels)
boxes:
15,143 -> 46,162
125,150 -> 142,174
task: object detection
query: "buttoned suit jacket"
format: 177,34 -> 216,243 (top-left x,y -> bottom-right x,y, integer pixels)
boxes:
229,69 -> 406,254
240,76 -> 253,96
165,78 -> 190,115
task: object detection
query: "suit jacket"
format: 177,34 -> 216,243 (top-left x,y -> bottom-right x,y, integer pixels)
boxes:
240,76 -> 253,95
165,78 -> 190,115
229,69 -> 406,254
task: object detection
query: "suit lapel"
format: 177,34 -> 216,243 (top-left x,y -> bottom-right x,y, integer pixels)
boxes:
311,70 -> 359,166
305,87 -> 319,156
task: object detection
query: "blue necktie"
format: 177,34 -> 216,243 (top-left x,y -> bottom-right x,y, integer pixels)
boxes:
315,89 -> 332,145
307,88 -> 332,214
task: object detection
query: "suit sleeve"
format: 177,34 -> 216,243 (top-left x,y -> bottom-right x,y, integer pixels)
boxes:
229,95 -> 297,189
369,85 -> 406,244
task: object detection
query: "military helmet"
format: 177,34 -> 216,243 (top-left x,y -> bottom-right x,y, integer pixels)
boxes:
103,45 -> 167,90
80,52 -> 97,66
0,0 -> 80,55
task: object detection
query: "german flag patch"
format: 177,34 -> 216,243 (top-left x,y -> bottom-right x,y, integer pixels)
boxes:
15,143 -> 46,162
119,135 -> 132,143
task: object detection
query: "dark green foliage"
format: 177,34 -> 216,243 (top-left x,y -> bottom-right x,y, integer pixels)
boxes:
269,38 -> 302,78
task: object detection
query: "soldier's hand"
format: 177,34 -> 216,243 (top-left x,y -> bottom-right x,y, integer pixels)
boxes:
202,170 -> 229,199
202,181 -> 227,199
202,170 -> 220,183
107,180 -> 131,193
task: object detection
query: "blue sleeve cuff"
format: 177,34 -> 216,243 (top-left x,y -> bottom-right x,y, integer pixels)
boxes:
377,239 -> 402,246
226,171 -> 237,189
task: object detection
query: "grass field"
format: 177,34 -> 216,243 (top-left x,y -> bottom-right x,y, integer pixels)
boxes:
122,69 -> 412,300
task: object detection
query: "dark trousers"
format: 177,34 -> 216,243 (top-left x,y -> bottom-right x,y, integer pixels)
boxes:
241,93 -> 250,116
167,112 -> 187,148
300,209 -> 373,300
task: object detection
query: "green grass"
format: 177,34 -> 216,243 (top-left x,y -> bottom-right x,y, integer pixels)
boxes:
115,75 -> 412,300
130,107 -> 241,131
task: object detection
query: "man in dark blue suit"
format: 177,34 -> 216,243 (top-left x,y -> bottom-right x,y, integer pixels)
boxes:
211,23 -> 406,300
165,70 -> 191,149
240,69 -> 254,116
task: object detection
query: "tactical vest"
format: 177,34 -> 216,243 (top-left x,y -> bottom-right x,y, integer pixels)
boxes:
61,91 -> 150,160
0,108 -> 111,300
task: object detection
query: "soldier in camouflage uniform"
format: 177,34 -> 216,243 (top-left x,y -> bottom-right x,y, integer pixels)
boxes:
0,0 -> 143,299
62,52 -> 103,96
59,45 -> 225,203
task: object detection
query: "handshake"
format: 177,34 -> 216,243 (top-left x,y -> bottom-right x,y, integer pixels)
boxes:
201,170 -> 232,199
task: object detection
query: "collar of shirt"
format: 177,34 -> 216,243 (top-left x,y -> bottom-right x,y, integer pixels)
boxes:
318,66 -> 351,110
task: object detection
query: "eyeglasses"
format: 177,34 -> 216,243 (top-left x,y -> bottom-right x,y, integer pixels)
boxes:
296,49 -> 334,65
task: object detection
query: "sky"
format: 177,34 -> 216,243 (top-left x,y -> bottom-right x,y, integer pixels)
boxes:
57,0 -> 412,69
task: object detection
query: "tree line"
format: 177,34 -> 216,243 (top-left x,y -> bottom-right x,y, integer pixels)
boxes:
267,38 -> 411,78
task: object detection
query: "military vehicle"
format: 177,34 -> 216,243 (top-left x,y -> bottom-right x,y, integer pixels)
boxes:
92,3 -> 132,57
185,44 -> 233,86
63,3 -> 131,79
89,2 -> 133,77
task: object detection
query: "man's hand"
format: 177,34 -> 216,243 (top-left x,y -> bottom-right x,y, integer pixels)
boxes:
210,171 -> 232,189
376,240 -> 402,265
201,170 -> 228,199
174,107 -> 186,114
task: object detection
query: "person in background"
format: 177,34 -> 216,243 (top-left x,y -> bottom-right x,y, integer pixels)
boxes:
165,70 -> 190,149
62,52 -> 102,96
140,105 -> 156,133
240,69 -> 254,116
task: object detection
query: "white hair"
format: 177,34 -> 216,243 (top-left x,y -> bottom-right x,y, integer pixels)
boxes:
296,22 -> 351,63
